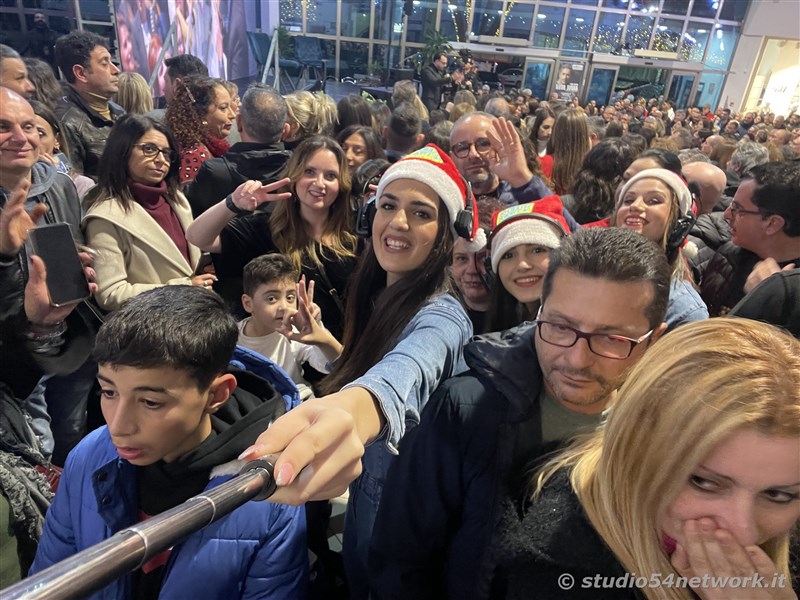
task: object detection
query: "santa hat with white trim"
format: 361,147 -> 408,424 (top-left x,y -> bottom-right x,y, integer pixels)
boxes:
488,196 -> 570,273
375,144 -> 487,251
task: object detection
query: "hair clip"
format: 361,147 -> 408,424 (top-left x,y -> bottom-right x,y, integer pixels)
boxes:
179,79 -> 197,104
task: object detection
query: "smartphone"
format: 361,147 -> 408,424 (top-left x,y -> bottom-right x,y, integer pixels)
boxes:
27,223 -> 90,307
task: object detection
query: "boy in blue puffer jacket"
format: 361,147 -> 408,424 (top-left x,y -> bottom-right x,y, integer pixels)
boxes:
30,286 -> 308,599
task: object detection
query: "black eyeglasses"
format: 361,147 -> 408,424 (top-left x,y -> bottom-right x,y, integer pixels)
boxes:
727,200 -> 764,219
134,142 -> 178,163
451,137 -> 493,159
535,307 -> 654,360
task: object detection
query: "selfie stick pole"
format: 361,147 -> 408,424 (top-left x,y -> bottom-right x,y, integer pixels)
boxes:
0,460 -> 276,600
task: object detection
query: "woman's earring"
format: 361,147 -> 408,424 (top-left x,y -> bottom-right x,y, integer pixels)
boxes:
202,120 -> 208,126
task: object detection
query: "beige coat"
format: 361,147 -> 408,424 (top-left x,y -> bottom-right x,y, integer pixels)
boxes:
82,191 -> 201,311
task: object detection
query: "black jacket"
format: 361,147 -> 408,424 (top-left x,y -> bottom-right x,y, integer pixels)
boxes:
420,64 -> 449,112
369,323 -> 557,600
55,84 -> 125,179
685,198 -> 732,283
183,141 -> 292,217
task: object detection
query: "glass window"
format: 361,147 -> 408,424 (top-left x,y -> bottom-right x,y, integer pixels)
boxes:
340,41 -> 369,78
571,0 -> 598,5
563,9 -> 595,56
79,0 -> 111,21
280,0 -> 304,32
50,15 -> 70,33
522,61 -> 551,99
341,0 -> 372,38
693,71 -> 724,110
306,1 -> 337,35
662,0 -> 690,14
587,68 -> 616,105
680,22 -> 710,62
718,0 -> 749,22
705,24 -> 737,70
593,12 -> 624,54
472,0 -> 503,37
533,5 -> 565,49
0,12 -> 21,28
652,18 -> 683,53
405,0 -> 438,42
631,0 -> 660,13
691,0 -> 718,18
624,15 -> 654,54
601,0 -> 630,7
502,2 -> 535,40
440,4 -> 468,42
374,0 -> 404,42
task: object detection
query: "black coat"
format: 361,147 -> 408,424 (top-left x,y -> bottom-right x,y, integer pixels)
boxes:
55,84 -> 125,179
183,141 -> 291,217
369,323 -> 558,600
420,64 -> 449,112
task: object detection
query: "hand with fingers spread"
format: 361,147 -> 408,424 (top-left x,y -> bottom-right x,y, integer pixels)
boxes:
276,275 -> 342,362
670,519 -> 796,600
1,181 -> 44,255
230,178 -> 293,213
238,387 -> 384,504
486,117 -> 533,188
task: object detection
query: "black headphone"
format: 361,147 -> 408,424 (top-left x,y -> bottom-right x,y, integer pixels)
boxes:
664,184 -> 698,263
357,173 -> 477,240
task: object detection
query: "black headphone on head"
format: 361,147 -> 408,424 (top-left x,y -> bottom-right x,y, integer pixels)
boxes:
356,172 -> 477,240
664,182 -> 698,262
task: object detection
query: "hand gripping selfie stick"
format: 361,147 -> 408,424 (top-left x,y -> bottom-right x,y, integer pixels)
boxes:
0,460 -> 277,600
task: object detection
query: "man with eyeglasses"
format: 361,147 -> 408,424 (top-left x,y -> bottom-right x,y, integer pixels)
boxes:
369,227 -> 671,599
449,112 -> 553,210
699,161 -> 800,317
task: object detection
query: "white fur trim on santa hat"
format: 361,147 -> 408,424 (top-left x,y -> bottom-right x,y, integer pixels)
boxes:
376,157 -> 472,241
490,218 -> 563,273
617,168 -> 693,217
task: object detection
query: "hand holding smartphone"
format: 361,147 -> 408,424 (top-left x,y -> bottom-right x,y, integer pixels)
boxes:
27,223 -> 90,307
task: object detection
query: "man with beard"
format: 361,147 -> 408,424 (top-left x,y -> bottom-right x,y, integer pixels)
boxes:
20,13 -> 60,73
448,112 -> 552,209
369,227 -> 671,599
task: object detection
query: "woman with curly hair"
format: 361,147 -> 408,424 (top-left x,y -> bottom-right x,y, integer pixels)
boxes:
186,136 -> 360,338
166,75 -> 236,184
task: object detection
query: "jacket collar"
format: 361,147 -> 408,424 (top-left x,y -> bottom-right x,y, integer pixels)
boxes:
62,83 -> 124,125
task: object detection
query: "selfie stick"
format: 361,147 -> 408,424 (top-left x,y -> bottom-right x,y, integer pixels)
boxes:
0,460 -> 276,600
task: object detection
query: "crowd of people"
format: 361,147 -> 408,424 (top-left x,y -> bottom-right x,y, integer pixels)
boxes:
0,32 -> 799,600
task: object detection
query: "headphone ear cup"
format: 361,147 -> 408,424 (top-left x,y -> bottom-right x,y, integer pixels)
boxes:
454,209 -> 473,239
481,251 -> 497,290
357,198 -> 377,238
665,214 -> 696,260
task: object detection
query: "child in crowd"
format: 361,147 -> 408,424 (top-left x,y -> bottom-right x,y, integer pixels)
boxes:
30,286 -> 308,599
238,254 -> 343,400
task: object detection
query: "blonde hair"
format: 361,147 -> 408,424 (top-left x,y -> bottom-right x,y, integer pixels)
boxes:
114,72 -> 154,114
284,91 -> 338,141
391,80 -> 429,122
531,318 -> 800,600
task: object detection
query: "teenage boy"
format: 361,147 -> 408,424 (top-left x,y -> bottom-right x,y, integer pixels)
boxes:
238,254 -> 342,401
30,286 -> 308,599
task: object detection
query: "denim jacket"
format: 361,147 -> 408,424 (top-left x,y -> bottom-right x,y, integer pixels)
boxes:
665,278 -> 709,332
340,292 -> 472,597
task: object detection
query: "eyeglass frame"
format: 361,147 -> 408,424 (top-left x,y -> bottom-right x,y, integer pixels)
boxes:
133,142 -> 178,164
451,137 -> 493,159
727,200 -> 765,219
534,306 -> 655,360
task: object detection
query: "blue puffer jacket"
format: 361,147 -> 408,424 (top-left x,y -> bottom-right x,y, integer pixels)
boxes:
31,427 -> 308,599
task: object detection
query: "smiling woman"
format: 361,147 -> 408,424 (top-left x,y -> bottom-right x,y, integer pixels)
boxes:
82,114 -> 216,311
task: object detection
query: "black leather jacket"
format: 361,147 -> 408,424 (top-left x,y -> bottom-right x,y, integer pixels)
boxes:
55,84 -> 125,179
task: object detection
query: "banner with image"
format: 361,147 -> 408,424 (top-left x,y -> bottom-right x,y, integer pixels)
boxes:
551,61 -> 585,103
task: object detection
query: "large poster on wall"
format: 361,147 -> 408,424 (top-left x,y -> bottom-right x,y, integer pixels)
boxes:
114,0 -> 255,98
551,61 -> 584,103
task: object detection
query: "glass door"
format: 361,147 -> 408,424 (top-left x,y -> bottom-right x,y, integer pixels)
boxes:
667,72 -> 697,109
522,60 -> 554,100
586,66 -> 618,107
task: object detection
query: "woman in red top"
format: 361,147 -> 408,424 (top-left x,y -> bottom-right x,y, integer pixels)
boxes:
166,75 -> 236,185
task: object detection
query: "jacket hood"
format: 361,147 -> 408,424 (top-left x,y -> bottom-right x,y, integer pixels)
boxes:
465,322 -> 543,418
224,142 -> 292,177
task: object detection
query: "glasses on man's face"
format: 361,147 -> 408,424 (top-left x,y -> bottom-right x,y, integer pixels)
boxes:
134,142 -> 177,163
727,200 -> 763,219
451,137 -> 493,159
535,308 -> 654,360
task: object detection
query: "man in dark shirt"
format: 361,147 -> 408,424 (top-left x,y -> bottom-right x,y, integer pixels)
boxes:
420,52 -> 450,112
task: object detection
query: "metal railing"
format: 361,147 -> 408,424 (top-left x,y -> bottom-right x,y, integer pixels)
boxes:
1,460 -> 276,600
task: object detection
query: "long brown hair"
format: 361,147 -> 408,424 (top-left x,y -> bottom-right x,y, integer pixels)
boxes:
547,108 -> 591,194
319,206 -> 455,395
269,136 -> 358,271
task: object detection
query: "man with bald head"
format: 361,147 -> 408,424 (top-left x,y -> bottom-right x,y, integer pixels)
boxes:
448,112 -> 552,207
684,161 -> 732,281
768,128 -> 791,147
700,134 -> 724,158
683,162 -> 728,215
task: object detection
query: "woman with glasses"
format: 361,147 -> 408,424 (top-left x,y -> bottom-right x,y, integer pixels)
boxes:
499,318 -> 800,599
613,168 -> 709,331
82,114 -> 216,311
